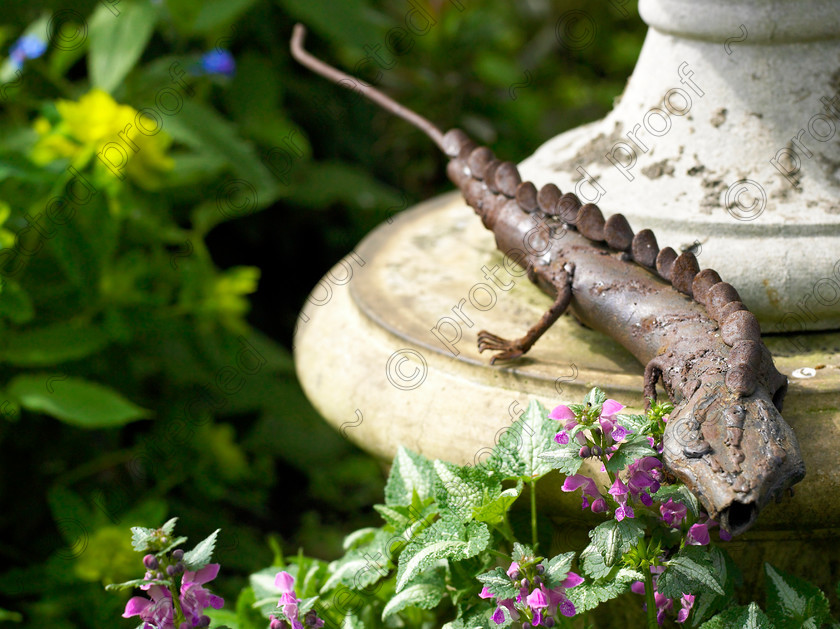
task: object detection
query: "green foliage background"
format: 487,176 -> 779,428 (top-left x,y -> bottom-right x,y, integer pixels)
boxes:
0,0 -> 644,626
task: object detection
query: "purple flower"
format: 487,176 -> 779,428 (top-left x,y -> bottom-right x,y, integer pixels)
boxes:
554,431 -> 570,445
9,34 -> 46,69
180,563 -> 224,626
479,586 -> 494,599
562,474 -> 603,512
610,424 -> 630,442
660,499 -> 688,528
526,588 -> 548,611
615,504 -> 634,521
686,522 -> 711,546
625,456 -> 662,505
608,477 -> 628,498
591,497 -> 607,513
506,561 -> 520,579
676,593 -> 695,623
198,50 -> 235,77
123,585 -> 175,629
272,571 -> 322,629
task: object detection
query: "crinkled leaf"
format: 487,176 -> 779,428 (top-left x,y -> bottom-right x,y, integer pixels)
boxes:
477,567 -> 518,600
539,439 -> 584,476
691,546 -> 740,624
542,552 -> 576,588
700,602 -> 775,629
374,504 -> 412,530
384,447 -> 438,506
342,527 -> 379,551
585,387 -> 607,407
580,543 -> 613,580
105,577 -> 170,591
395,517 -> 490,592
511,542 -> 535,563
488,400 -> 556,481
588,518 -> 645,568
472,481 -> 522,526
603,434 -> 657,473
433,460 -> 492,520
567,568 -> 641,614
8,374 -> 151,428
614,413 -> 648,435
131,526 -> 156,552
765,563 -> 831,629
382,572 -> 445,620
182,529 -> 220,570
653,483 -> 700,518
658,545 -> 724,598
443,604 -> 499,629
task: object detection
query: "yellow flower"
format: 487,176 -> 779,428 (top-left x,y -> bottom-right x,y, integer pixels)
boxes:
31,89 -> 173,189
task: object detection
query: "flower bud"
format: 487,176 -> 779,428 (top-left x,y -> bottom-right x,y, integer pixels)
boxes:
175,562 -> 185,574
545,619 -> 555,627
535,564 -> 545,574
166,565 -> 176,576
172,549 -> 184,561
143,554 -> 159,570
591,445 -> 603,457
520,578 -> 529,588
197,616 -> 211,627
510,570 -> 521,581
579,446 -> 591,458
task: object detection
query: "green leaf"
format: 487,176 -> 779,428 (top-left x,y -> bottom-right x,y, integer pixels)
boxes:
395,517 -> 490,592
434,460 -> 501,521
765,563 -> 831,629
8,374 -> 151,428
182,529 -> 221,570
584,387 -> 607,407
488,400 -> 557,481
543,552 -> 576,588
603,434 -> 657,473
691,546 -> 740,624
477,567 -> 518,600
511,543 -> 535,563
588,519 -> 644,568
653,483 -> 700,518
104,577 -> 170,591
381,573 -> 445,620
539,440 -> 584,476
131,526 -> 156,552
0,321 -> 109,366
700,602 -> 775,629
614,413 -> 648,434
88,1 -> 159,92
384,447 -> 438,506
567,568 -> 642,614
472,481 -> 522,526
657,545 -> 724,598
580,543 -> 613,580
165,101 -> 276,202
160,518 -> 179,537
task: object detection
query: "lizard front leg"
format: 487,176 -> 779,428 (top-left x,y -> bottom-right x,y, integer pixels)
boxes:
477,264 -> 574,365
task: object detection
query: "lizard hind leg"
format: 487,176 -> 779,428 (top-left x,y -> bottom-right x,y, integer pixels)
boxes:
477,266 -> 574,365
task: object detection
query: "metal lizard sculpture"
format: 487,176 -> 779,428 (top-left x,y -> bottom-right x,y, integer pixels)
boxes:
290,24 -> 805,536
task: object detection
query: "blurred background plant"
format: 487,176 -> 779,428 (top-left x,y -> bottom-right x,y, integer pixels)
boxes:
0,0 -> 644,626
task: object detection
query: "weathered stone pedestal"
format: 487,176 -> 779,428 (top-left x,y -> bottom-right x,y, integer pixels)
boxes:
295,193 -> 840,624
296,0 -> 840,623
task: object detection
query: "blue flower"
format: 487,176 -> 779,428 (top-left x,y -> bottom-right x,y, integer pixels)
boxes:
9,34 -> 47,69
198,50 -> 235,77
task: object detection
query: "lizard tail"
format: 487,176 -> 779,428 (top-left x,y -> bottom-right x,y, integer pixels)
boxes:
290,23 -> 446,153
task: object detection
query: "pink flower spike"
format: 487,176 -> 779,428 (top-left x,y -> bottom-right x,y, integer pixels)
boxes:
275,570 -> 295,592
123,596 -> 151,618
506,561 -> 520,579
549,405 -> 575,421
630,580 -> 645,595
554,431 -> 570,445
479,586 -> 495,599
611,424 -> 629,442
601,399 -> 625,418
491,606 -> 506,625
561,572 -> 584,588
559,599 -> 576,617
591,497 -> 607,513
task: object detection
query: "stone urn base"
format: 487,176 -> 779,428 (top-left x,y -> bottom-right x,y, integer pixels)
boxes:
294,192 -> 840,624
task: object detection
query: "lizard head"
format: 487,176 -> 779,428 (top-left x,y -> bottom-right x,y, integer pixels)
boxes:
661,378 -> 805,536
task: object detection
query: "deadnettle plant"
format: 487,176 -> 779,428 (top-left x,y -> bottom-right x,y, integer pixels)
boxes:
269,571 -> 324,629
107,519 -> 224,629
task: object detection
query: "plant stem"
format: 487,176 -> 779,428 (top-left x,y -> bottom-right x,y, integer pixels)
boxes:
644,565 -> 658,629
530,479 -> 538,550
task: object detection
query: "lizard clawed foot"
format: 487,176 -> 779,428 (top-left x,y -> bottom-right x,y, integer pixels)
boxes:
477,330 -> 525,364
